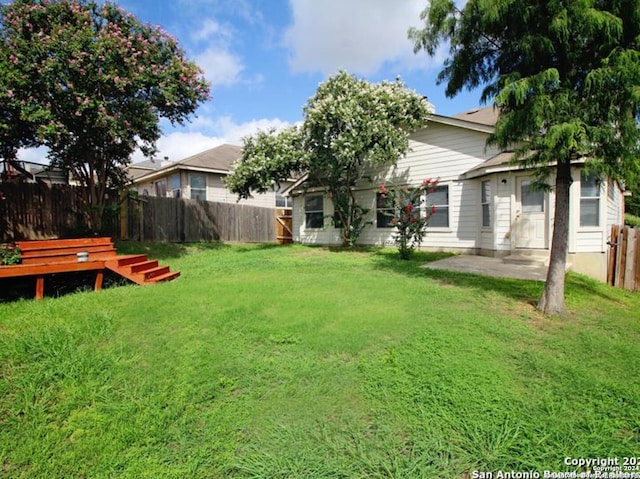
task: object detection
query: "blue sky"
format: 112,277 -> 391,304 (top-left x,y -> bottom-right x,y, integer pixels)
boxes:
21,0 -> 485,164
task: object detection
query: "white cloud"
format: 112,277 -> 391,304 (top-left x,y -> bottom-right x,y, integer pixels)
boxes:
16,146 -> 50,165
187,15 -> 247,88
132,116 -> 294,164
191,18 -> 232,43
195,47 -> 244,87
213,116 -> 294,144
284,0 -> 431,75
132,132 -> 224,164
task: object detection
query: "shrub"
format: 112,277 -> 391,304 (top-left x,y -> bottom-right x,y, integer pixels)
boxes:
0,244 -> 21,265
379,179 -> 438,259
625,213 -> 640,228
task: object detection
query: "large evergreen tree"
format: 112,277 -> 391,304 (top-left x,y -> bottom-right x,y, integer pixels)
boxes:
0,0 -> 210,231
410,0 -> 640,315
226,71 -> 432,247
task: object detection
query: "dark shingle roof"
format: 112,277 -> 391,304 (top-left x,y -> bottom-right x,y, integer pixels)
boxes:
177,144 -> 242,171
451,106 -> 499,126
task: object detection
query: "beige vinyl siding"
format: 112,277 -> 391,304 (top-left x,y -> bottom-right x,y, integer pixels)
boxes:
138,171 -> 276,208
293,193 -> 343,245
136,180 -> 154,196
293,122 -> 501,249
393,125 -> 500,183
570,167 -> 607,253
183,173 -> 276,208
606,179 -> 623,228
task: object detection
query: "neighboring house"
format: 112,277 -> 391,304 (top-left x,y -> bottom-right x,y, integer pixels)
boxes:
1,159 -> 69,185
285,107 -> 625,281
130,144 -> 292,209
31,166 -> 69,185
127,158 -> 172,182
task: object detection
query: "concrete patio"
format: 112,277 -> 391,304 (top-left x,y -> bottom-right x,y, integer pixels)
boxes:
421,255 -> 548,281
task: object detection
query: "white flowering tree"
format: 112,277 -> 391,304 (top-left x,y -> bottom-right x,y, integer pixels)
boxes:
226,71 -> 432,247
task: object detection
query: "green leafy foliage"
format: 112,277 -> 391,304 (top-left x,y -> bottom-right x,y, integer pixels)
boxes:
409,0 -> 640,315
379,179 -> 438,259
226,71 -> 432,247
0,244 -> 20,265
625,213 -> 640,227
225,126 -> 307,198
0,0 -> 210,231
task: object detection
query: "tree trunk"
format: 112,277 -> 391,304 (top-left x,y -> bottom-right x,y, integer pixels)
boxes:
537,158 -> 572,316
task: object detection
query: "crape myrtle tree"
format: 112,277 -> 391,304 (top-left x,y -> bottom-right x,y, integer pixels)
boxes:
226,71 -> 432,247
410,0 -> 640,315
0,0 -> 210,231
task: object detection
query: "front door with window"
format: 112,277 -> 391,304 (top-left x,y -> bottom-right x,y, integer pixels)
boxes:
515,177 -> 548,249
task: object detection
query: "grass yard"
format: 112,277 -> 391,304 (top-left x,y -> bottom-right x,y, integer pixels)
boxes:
0,243 -> 639,478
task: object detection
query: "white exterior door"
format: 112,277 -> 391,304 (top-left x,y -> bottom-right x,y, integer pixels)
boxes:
515,177 -> 547,249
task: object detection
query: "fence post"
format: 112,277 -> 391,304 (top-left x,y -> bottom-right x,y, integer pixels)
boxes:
634,229 -> 640,291
616,227 -> 627,287
607,224 -> 619,286
624,228 -> 637,291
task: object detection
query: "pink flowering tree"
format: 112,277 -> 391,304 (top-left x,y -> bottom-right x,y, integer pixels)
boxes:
0,0 -> 210,231
379,179 -> 438,259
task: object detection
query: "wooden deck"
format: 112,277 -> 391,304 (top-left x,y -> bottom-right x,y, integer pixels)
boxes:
0,237 -> 179,300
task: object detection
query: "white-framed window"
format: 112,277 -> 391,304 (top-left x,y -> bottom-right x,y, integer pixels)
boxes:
481,180 -> 491,228
580,172 -> 600,227
521,180 -> 544,213
426,185 -> 449,228
154,178 -> 167,197
190,173 -> 206,200
276,193 -> 292,208
376,192 -> 395,228
170,174 -> 181,198
305,195 -> 324,228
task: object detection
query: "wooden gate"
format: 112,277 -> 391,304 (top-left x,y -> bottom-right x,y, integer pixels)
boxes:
608,225 -> 640,291
276,208 -> 293,244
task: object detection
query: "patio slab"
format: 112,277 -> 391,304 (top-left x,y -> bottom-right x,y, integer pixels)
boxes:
421,255 -> 548,281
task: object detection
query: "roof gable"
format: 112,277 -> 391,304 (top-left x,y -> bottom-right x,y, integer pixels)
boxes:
131,144 -> 242,184
177,144 -> 242,171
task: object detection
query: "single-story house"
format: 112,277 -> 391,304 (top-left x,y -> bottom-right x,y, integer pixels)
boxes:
285,107 -> 625,281
130,144 -> 292,209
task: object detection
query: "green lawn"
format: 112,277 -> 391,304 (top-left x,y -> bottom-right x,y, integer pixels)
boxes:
1,243 -> 639,478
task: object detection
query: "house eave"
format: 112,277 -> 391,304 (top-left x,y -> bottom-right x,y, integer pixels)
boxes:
132,164 -> 229,184
429,114 -> 496,134
463,163 -> 528,179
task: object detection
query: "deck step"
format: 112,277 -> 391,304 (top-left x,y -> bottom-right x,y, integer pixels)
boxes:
104,256 -> 179,286
7,238 -> 179,298
141,265 -> 170,281
129,260 -> 159,274
147,271 -> 181,283
107,254 -> 148,267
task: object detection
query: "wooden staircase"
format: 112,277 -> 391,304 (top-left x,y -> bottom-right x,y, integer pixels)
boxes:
3,237 -> 180,300
105,254 -> 180,285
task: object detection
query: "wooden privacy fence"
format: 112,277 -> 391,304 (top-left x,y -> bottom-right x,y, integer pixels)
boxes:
608,225 -> 640,291
123,195 -> 281,243
0,183 -> 118,241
